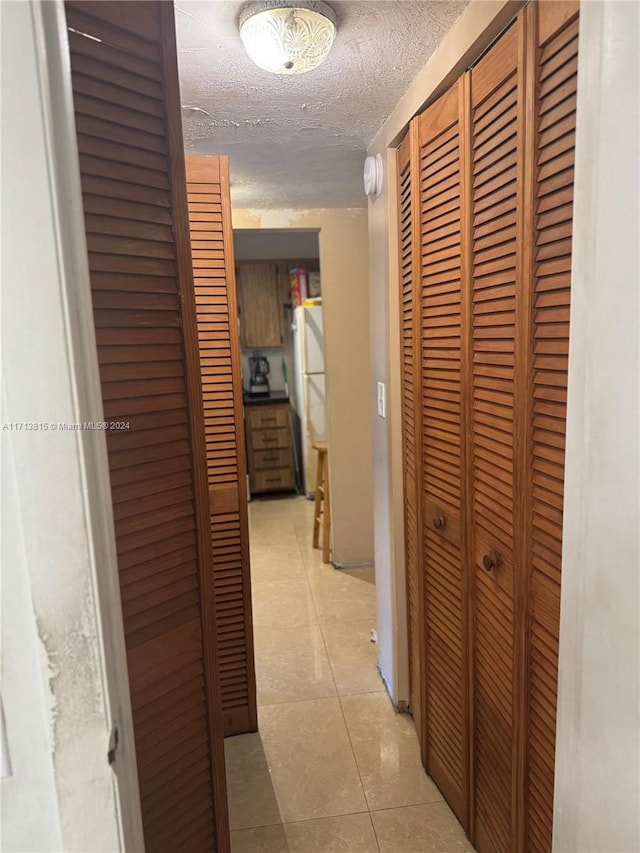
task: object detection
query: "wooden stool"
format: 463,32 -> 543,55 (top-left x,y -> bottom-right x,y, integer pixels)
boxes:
312,441 -> 331,563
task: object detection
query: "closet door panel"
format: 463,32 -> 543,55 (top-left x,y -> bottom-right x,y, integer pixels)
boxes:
65,3 -> 229,850
418,80 -> 468,826
397,129 -> 424,744
527,6 -> 579,851
469,22 -> 519,853
186,156 -> 257,738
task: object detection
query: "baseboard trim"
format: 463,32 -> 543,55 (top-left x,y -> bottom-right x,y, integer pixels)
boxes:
376,664 -> 411,715
332,560 -> 375,570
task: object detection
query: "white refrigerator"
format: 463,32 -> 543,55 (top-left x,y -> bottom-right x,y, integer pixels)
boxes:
292,305 -> 326,498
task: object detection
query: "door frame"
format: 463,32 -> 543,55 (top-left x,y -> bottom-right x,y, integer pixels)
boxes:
25,0 -> 144,847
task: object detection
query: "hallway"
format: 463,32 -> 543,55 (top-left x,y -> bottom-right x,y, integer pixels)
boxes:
224,496 -> 473,852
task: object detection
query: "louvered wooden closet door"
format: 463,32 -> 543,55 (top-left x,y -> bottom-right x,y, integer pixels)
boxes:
468,21 -> 521,853
397,129 -> 424,745
66,4 -> 229,851
186,155 -> 257,737
398,7 -> 578,849
525,4 -> 579,851
418,80 -> 469,827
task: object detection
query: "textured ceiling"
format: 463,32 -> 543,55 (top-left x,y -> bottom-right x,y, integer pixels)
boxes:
175,1 -> 468,208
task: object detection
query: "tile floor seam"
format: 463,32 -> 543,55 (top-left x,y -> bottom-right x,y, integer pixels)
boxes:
334,688 -> 386,698
292,514 -> 382,818
250,503 -> 369,829
318,622 -> 357,699
367,808 -> 384,853
231,807 -> 372,833
291,515 -> 344,702
257,694 -> 339,709
335,691 -> 378,817
302,569 -> 382,820
291,516 -> 376,818
258,686 -> 387,710
368,800 -> 452,816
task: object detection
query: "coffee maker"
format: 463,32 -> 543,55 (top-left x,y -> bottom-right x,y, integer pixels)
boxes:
249,354 -> 270,396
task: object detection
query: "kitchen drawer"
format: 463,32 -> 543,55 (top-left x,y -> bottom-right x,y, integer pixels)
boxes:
253,448 -> 291,470
247,406 -> 288,430
252,467 -> 294,492
251,427 -> 290,451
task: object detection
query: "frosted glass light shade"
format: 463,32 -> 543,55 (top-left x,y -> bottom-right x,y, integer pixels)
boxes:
239,1 -> 337,75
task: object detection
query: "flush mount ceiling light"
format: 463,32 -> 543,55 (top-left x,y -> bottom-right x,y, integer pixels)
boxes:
239,1 -> 337,75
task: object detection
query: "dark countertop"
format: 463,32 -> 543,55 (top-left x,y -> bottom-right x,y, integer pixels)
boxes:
243,390 -> 290,407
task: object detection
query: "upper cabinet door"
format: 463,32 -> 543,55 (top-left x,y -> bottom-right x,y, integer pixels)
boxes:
237,261 -> 283,348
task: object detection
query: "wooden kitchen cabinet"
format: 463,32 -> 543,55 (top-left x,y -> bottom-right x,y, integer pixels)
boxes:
237,262 -> 283,348
246,404 -> 295,493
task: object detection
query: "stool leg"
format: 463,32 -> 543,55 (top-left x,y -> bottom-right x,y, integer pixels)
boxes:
313,449 -> 323,549
322,452 -> 331,564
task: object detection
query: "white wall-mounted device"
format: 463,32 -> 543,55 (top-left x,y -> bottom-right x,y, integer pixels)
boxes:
364,153 -> 384,199
377,381 -> 386,418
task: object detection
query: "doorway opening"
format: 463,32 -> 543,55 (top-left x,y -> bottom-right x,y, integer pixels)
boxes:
228,227 -> 404,846
233,227 -> 322,503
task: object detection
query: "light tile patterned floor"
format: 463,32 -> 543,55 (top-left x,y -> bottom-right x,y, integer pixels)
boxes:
226,495 -> 473,852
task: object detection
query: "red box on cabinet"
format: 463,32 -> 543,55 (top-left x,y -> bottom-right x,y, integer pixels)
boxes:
289,267 -> 308,308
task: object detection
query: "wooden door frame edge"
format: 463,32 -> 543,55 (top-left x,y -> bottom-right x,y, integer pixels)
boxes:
459,70 -> 475,839
31,2 -> 144,848
512,5 -> 537,849
159,7 -> 232,849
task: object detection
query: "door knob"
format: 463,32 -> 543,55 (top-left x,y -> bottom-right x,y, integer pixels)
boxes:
483,552 -> 499,572
433,515 -> 446,530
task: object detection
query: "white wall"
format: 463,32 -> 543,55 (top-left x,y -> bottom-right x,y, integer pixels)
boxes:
2,441 -> 63,851
1,2 -> 143,849
553,2 -> 640,850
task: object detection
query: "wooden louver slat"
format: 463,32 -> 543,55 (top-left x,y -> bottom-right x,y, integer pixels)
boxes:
186,155 -> 257,738
65,3 -> 229,851
418,79 -> 468,829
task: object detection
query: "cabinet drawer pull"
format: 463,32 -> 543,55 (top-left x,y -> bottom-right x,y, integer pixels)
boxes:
265,477 -> 282,483
264,456 -> 278,462
263,437 -> 278,443
260,417 -> 277,424
433,515 -> 446,530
